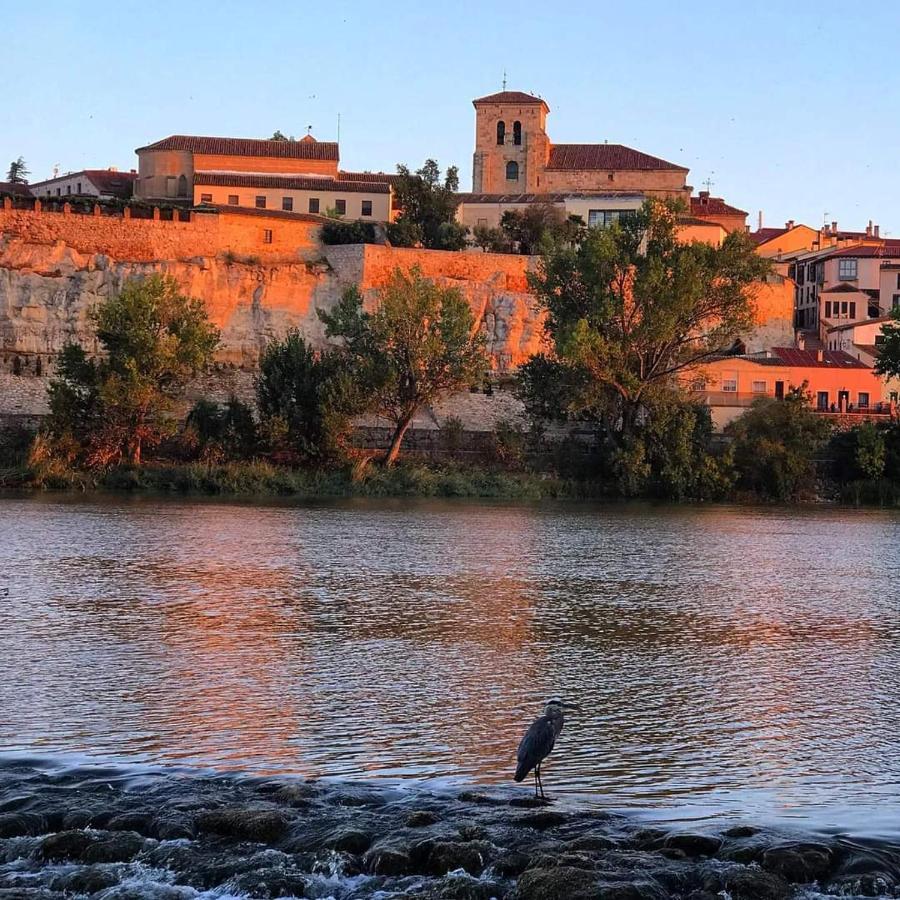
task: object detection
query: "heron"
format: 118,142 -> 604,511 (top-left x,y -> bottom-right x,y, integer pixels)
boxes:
513,700 -> 580,800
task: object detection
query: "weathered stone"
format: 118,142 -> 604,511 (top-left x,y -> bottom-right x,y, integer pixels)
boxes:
567,834 -> 617,853
363,842 -> 412,876
322,826 -> 372,854
0,812 -> 46,837
662,833 -> 722,857
514,865 -> 600,900
106,811 -> 154,834
428,873 -> 505,899
407,809 -> 440,827
39,829 -> 95,860
718,868 -> 791,900
49,865 -> 120,894
427,840 -> 490,876
517,810 -> 567,830
493,850 -> 530,877
82,829 -> 146,862
724,825 -> 760,838
195,808 -> 290,842
761,843 -> 833,883
228,867 -> 311,898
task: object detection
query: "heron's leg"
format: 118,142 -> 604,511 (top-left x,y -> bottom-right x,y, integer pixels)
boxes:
532,767 -> 539,798
537,763 -> 545,801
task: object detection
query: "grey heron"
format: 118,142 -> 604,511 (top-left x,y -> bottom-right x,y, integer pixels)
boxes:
513,700 -> 580,800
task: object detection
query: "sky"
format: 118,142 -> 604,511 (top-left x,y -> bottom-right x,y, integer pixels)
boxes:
4,0 -> 899,234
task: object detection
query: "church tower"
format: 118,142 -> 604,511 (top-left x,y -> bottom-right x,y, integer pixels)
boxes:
471,91 -> 550,194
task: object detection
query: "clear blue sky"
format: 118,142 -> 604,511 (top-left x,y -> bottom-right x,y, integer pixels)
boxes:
4,0 -> 897,234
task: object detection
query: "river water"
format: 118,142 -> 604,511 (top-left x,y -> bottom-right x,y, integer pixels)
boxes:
1,495 -> 899,837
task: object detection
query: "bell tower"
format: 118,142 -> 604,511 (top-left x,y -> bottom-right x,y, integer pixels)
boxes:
471,90 -> 550,194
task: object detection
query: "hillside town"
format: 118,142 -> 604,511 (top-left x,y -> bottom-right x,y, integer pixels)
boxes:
2,88 -> 898,433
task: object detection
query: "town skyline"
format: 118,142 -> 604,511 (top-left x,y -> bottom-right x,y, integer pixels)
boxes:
5,0 -> 900,236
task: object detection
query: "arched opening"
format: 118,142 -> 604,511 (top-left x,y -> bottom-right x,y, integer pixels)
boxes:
506,161 -> 519,181
513,121 -> 522,145
177,174 -> 188,197
496,120 -> 505,145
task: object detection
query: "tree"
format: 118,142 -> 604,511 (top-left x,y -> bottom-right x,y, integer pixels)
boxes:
186,396 -> 258,460
270,130 -> 295,142
518,199 -> 771,445
874,309 -> 900,380
472,224 -> 511,254
256,330 -> 362,464
320,268 -> 488,466
6,157 -> 29,183
46,276 -> 219,466
726,387 -> 832,500
500,204 -> 585,254
389,159 -> 466,250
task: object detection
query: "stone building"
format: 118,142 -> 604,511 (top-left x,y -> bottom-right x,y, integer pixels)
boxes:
458,90 -> 692,230
28,169 -> 137,200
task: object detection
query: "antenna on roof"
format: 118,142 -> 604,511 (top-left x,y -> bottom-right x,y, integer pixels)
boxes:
307,125 -> 313,136
502,69 -> 507,90
703,176 -> 715,192
337,113 -> 341,144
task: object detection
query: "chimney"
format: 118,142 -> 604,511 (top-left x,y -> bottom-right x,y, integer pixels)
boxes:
816,349 -> 824,363
786,219 -> 794,230
875,224 -> 880,238
109,166 -> 118,172
699,191 -> 709,204
758,210 -> 763,230
831,220 -> 838,235
866,219 -> 873,238
797,333 -> 806,350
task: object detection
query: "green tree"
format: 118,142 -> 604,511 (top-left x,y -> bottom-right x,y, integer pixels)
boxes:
472,224 -> 511,254
518,199 -> 771,446
321,267 -> 488,466
726,387 -> 832,500
500,204 -> 585,254
874,309 -> 900,380
854,421 -> 887,481
186,396 -> 258,460
46,276 -> 219,466
269,130 -> 295,142
6,157 -> 29,183
388,159 -> 466,251
256,330 -> 362,464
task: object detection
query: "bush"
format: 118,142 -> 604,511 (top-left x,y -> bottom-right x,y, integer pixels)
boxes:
491,418 -> 527,468
185,396 -> 258,460
386,218 -> 423,248
320,220 -> 378,245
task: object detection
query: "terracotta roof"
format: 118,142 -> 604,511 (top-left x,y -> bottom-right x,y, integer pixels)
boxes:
473,91 -> 548,108
771,347 -> 869,369
823,244 -> 900,259
84,170 -> 137,197
690,195 -> 747,217
749,227 -> 790,245
338,171 -> 403,186
137,135 -> 339,161
822,282 -> 867,294
853,344 -> 880,358
678,215 -> 726,228
546,143 -> 688,172
194,172 -> 389,194
827,315 -> 894,333
457,191 -> 645,204
0,181 -> 32,196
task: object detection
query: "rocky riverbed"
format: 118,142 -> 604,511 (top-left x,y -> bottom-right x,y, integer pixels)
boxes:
1,758 -> 899,899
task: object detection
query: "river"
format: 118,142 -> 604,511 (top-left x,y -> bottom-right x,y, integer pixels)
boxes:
1,494 -> 899,838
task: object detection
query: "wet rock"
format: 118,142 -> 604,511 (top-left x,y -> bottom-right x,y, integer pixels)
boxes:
408,809 -> 440,827
0,811 -> 46,837
514,865 -> 599,900
516,810 -> 567,830
106,811 -> 153,834
508,797 -> 550,809
82,829 -> 147,862
827,871 -> 897,897
228,867 -> 312,898
96,884 -> 196,900
427,872 -> 505,899
493,850 -> 530,878
630,828 -> 667,850
724,825 -> 760,838
458,791 -> 504,806
595,881 -> 666,900
427,840 -> 491,876
49,865 -> 120,894
657,847 -> 687,861
363,842 -> 412,875
761,842 -> 833,883
0,890 -> 67,900
567,834 -> 617,853
39,829 -> 96,860
662,833 -> 722,857
322,825 -> 372,854
195,807 -> 290,842
61,809 -> 94,829
269,781 -> 319,807
716,867 -> 791,900
152,815 -> 194,840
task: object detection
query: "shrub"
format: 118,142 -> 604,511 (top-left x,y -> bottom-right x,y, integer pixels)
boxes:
320,220 -> 377,245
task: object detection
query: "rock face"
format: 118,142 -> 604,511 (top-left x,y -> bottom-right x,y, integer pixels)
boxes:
0,233 -> 546,372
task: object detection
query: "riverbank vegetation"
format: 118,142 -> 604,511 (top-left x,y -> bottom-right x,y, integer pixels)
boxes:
5,200 -> 900,505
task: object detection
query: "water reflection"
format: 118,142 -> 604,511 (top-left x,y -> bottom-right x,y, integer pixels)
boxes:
2,496 -> 899,834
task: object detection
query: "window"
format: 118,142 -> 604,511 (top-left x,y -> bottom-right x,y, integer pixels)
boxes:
796,266 -> 805,285
165,176 -> 176,198
608,172 -> 614,182
56,188 -> 61,196
308,197 -> 320,214
841,301 -> 848,316
335,198 -> 346,215
282,197 -> 293,211
177,174 -> 188,198
849,301 -> 856,318
587,208 -> 634,228
496,120 -> 505,145
896,273 -> 900,289
361,199 -> 373,216
513,121 -> 522,145
838,258 -> 858,280
263,229 -> 273,244
859,393 -> 870,408
228,194 -> 239,205
505,161 -> 519,181
824,301 -> 832,317
876,334 -> 886,345
200,193 -> 213,203
476,218 -> 488,228
66,185 -> 71,195
255,195 -> 266,209
893,294 -> 900,310
76,182 -> 81,194
752,380 -> 767,393
722,379 -> 738,393
817,392 -> 829,410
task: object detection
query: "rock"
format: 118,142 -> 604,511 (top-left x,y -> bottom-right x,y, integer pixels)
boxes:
509,797 -> 550,808
657,847 -> 687,860
322,826 -> 372,854
630,828 -> 666,850
95,885 -> 196,900
514,865 -> 600,900
61,809 -> 94,829
50,865 -> 120,894
407,809 -> 440,827
567,834 -> 617,853
458,791 -> 504,806
107,811 -> 153,834
827,872 -> 897,897
195,808 -> 290,842
662,833 -> 722,857
493,850 -> 530,877
39,829 -> 95,860
0,812 -> 46,837
720,868 -> 791,900
228,867 -> 312,898
82,829 -> 146,862
517,810 -> 567,830
427,840 -> 490,876
724,825 -> 760,838
363,842 -> 412,876
596,881 -> 666,900
153,815 -> 195,840
761,843 -> 833,883
458,822 -> 488,841
429,873 -> 504,899
270,781 -> 319,807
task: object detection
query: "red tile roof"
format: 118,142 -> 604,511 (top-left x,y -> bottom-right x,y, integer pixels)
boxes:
0,181 -> 32,197
690,195 -> 747,217
83,170 -> 137,197
822,244 -> 900,259
749,227 -> 790,245
473,91 -> 548,108
457,190 -> 645,204
771,347 -> 869,368
137,135 -> 339,161
546,143 -> 688,172
194,172 -> 389,194
338,170 -> 403,186
827,315 -> 894,332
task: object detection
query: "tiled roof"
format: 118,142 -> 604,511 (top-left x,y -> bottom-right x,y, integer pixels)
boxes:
338,171 -> 403,186
194,172 -> 389,194
0,181 -> 32,196
822,244 -> 900,259
84,170 -> 137,197
771,347 -> 869,369
546,143 -> 688,172
827,315 -> 894,333
822,282 -> 867,294
690,195 -> 748,217
853,344 -> 880,358
137,135 -> 340,161
473,91 -> 548,108
750,227 -> 790,245
457,191 -> 645,204
678,215 -> 726,228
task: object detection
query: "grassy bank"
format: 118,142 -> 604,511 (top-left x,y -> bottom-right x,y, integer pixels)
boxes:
1,457 -> 605,501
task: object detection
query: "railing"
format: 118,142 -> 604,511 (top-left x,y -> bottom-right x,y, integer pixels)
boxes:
694,391 -> 896,419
